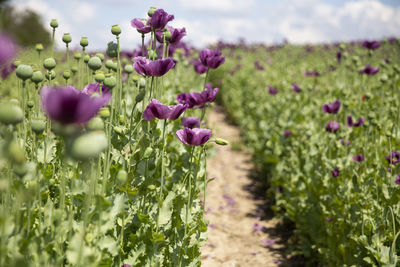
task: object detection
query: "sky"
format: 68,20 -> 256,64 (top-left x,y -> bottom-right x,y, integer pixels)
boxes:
9,0 -> 400,51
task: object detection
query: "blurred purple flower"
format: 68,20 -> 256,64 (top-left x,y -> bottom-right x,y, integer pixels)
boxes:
181,117 -> 201,129
252,223 -> 265,234
150,9 -> 174,30
360,64 -> 379,75
340,139 -> 350,146
347,115 -> 365,127
254,60 -> 264,70
292,83 -> 301,93
326,121 -> 340,133
0,33 -> 17,68
193,59 -> 208,74
362,40 -> 380,50
133,56 -> 175,77
176,128 -> 211,146
262,239 -> 275,246
177,87 -> 218,109
143,98 -> 187,121
322,100 -> 341,114
130,18 -> 151,34
40,86 -> 108,124
396,174 -> 400,185
199,49 -> 225,69
352,154 -> 365,162
1,63 -> 15,79
385,151 -> 400,165
284,130 -> 292,137
326,217 -> 334,222
82,82 -> 111,105
269,86 -> 278,95
303,70 -> 320,77
331,168 -> 340,177
336,51 -> 342,64
122,265 -> 132,267
156,26 -> 186,44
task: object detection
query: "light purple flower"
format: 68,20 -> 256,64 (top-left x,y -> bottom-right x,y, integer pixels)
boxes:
284,130 -> 292,137
262,239 -> 275,246
322,100 -> 341,114
292,83 -> 301,93
331,168 -> 340,177
326,121 -> 340,133
143,98 -> 187,121
360,64 -> 379,75
156,26 -> 186,44
150,9 -> 174,30
0,33 -> 17,68
130,18 -> 151,34
269,86 -> 278,95
352,154 -> 365,162
199,49 -> 225,69
176,128 -> 211,146
82,82 -> 111,106
133,56 -> 175,77
181,117 -> 201,129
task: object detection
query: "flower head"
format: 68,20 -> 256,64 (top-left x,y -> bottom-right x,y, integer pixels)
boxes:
336,51 -> 342,64
284,130 -> 292,137
130,18 -> 151,34
326,121 -> 340,133
292,83 -> 301,93
82,82 -> 111,106
385,151 -> 400,165
268,86 -> 278,95
143,98 -> 187,121
362,40 -> 380,50
177,87 -> 218,109
133,56 -> 175,77
199,49 -> 225,69
331,168 -> 340,177
0,34 -> 17,68
322,100 -> 341,114
352,154 -> 365,162
176,128 -> 211,146
395,174 -> 400,185
347,115 -> 365,127
193,59 -> 208,74
156,26 -> 186,44
181,117 -> 201,129
150,9 -> 174,30
360,64 -> 379,75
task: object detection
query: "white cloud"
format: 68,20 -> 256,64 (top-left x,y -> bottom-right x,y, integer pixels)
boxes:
178,0 -> 255,15
73,2 -> 97,23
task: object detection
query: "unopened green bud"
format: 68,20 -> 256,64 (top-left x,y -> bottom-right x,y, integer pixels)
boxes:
87,117 -> 104,131
50,19 -> 58,29
135,89 -> 145,103
35,43 -> 43,52
71,65 -> 78,74
31,70 -> 44,84
113,126 -> 124,135
339,43 -> 345,51
88,56 -> 102,71
83,54 -> 90,63
148,7 -> 157,17
105,59 -> 114,70
16,64 -> 33,80
143,147 -> 153,158
106,41 -> 118,58
8,141 -> 25,164
27,100 -> 34,109
31,119 -> 46,134
0,103 -> 23,125
96,53 -> 105,61
13,163 -> 28,177
63,71 -> 71,80
163,29 -> 172,41
116,170 -> 127,185
119,115 -> 126,123
99,107 -> 110,118
62,33 -> 72,44
43,57 -> 56,70
104,75 -> 116,89
138,77 -> 146,88
124,65 -> 134,74
74,52 -> 81,60
95,72 -> 105,83
45,70 -> 56,80
80,37 -> 88,47
111,24 -> 121,36
121,57 -> 128,65
69,131 -> 108,161
215,138 -> 229,146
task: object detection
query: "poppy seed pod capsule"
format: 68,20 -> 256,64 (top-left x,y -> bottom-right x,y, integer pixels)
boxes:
94,71 -> 105,83
163,29 -> 172,41
31,70 -> 44,84
74,52 -> 81,60
27,100 -> 34,109
111,24 -> 121,36
8,141 -> 25,164
63,71 -> 71,80
135,89 -> 145,103
87,117 -> 104,131
0,102 -> 23,125
71,65 -> 78,74
80,37 -> 88,47
215,138 -> 229,146
62,33 -> 72,44
96,53 -> 105,62
106,41 -> 118,58
99,107 -> 110,119
16,64 -> 33,81
35,43 -> 43,52
88,56 -> 102,71
105,59 -> 114,70
148,7 -> 157,17
83,54 -> 90,63
45,70 -> 56,80
104,75 -> 116,89
124,65 -> 134,74
116,170 -> 127,185
121,57 -> 128,65
31,119 -> 46,134
43,58 -> 56,70
50,19 -> 58,29
138,77 -> 146,88
111,62 -> 118,72
69,131 -> 108,161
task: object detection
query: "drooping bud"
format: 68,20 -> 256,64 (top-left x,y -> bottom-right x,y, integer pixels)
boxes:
104,74 -> 116,89
0,102 -> 23,125
88,56 -> 102,71
43,57 -> 56,70
215,138 -> 229,146
16,64 -> 33,81
50,19 -> 58,29
106,42 -> 118,58
135,89 -> 145,103
80,37 -> 88,47
111,24 -> 121,36
116,170 -> 127,185
62,33 -> 72,44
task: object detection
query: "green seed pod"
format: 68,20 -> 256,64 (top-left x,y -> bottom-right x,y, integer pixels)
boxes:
124,64 -> 134,74
50,19 -> 58,29
138,77 -> 146,88
31,119 -> 46,134
83,54 -> 90,63
35,43 -> 43,52
215,138 -> 229,146
143,147 -> 153,158
106,41 -> 118,58
163,29 -> 172,41
87,117 -> 104,131
95,71 -> 105,83
45,70 -> 56,80
80,37 -> 88,47
148,7 -> 157,17
27,100 -> 34,109
104,75 -> 116,89
121,57 -> 128,65
43,58 -> 56,70
71,65 -> 78,74
88,56 -> 102,71
13,60 -> 21,68
119,115 -> 125,123
111,24 -> 121,36
105,59 -> 114,70
116,170 -> 127,185
0,103 -> 23,125
31,70 -> 44,84
69,131 -> 108,161
13,163 -> 28,177
380,75 -> 388,83
339,43 -> 345,51
74,52 -> 82,60
135,89 -> 145,103
113,126 -> 124,135
8,140 -> 25,164
99,107 -> 110,119
351,56 -> 359,64
62,33 -> 72,44
63,71 -> 71,80
111,62 -> 118,72
16,64 -> 33,81
95,53 -> 105,62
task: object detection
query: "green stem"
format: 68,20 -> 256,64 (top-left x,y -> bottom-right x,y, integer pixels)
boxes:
160,119 -> 167,199
141,34 -> 145,57
203,69 -> 209,89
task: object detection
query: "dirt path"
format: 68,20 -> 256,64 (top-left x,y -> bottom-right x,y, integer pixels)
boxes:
201,105 -> 284,267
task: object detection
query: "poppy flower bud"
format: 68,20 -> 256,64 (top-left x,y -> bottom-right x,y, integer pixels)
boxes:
163,29 -> 172,41
215,138 -> 229,146
113,126 -> 124,135
35,43 -> 43,52
94,71 -> 105,83
119,115 -> 126,123
31,70 -> 44,84
148,7 -> 157,17
105,59 -> 114,70
116,170 -> 127,185
62,33 -> 72,44
88,56 -> 102,71
27,100 -> 34,109
0,102 -> 23,125
99,107 -> 110,118
13,60 -> 21,68
83,54 -> 90,63
63,71 -> 71,80
96,53 -> 105,62
111,62 -> 118,72
143,147 -> 153,158
45,70 -> 56,80
135,89 -> 145,103
138,77 -> 146,88
69,131 -> 108,161
80,37 -> 88,47
106,41 -> 118,58
43,57 -> 56,70
7,140 -> 25,164
111,24 -> 121,36
71,66 -> 78,74
50,19 -> 58,29
104,75 -> 116,89
31,119 -> 46,134
380,75 -> 388,83
124,64 -> 134,74
87,117 -> 104,131
74,52 -> 81,60
121,58 -> 128,65
16,64 -> 33,81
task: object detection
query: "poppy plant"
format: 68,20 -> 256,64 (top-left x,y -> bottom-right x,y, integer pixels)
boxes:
347,115 -> 365,127
143,98 -> 187,121
352,154 -> 365,162
176,128 -> 211,146
322,100 -> 341,114
199,49 -> 225,69
385,151 -> 400,165
133,56 -> 175,77
331,168 -> 340,177
176,87 -> 218,109
269,86 -> 278,95
292,83 -> 301,93
156,26 -> 186,44
130,18 -> 151,34
362,40 -> 380,50
193,60 -> 208,74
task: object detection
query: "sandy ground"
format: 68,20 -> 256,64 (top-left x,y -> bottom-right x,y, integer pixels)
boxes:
201,105 -> 284,267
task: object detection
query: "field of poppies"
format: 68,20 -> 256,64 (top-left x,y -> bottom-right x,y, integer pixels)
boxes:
0,7 -> 228,266
213,39 -> 400,265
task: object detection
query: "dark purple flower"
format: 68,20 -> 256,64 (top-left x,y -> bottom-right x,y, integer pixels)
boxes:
268,86 -> 278,95
177,87 -> 218,109
303,70 -> 320,77
1,63 -> 15,79
176,128 -> 211,146
40,86 -> 108,124
326,121 -> 340,133
156,26 -> 186,44
0,33 -> 17,68
82,82 -> 111,106
199,49 -> 225,69
360,64 -> 379,75
143,98 -> 187,121
326,217 -> 334,222
347,115 -> 365,127
362,40 -> 380,50
385,151 -> 400,165
322,100 -> 341,114
205,82 -> 213,90
201,87 -> 218,103
254,60 -> 264,70
181,117 -> 201,129
292,83 -> 301,93
352,154 -> 365,162
150,9 -> 174,30
396,174 -> 400,185
331,168 -> 340,177
336,51 -> 342,64
193,59 -> 208,74
130,18 -> 151,34
284,130 -> 292,137
340,139 -> 351,146
133,56 -> 175,77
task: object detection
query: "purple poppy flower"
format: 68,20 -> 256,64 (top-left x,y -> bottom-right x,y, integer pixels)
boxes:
292,83 -> 301,93
331,168 -> 340,177
201,87 -> 218,103
181,117 -> 201,129
326,217 -> 334,222
0,33 -> 17,68
388,168 -> 392,173
347,115 -> 365,127
177,87 -> 218,109
205,82 -> 213,90
396,174 -> 400,185
352,154 -> 364,162
303,70 -> 320,77
82,82 -> 111,106
326,121 -> 340,133
143,98 -> 187,121
150,9 -> 174,30
252,223 -> 265,234
362,40 -> 380,50
262,239 -> 275,246
284,130 -> 292,137
133,56 -> 175,77
130,18 -> 151,34
193,59 -> 208,74
340,139 -> 350,146
254,60 -> 264,70
40,86 -> 108,124
122,265 -> 132,267
199,49 -> 225,69
336,51 -> 342,64
322,100 -> 341,114
1,63 -> 15,79
176,128 -> 211,146
269,86 -> 278,95
360,64 -> 379,75
156,26 -> 186,44
385,151 -> 400,165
